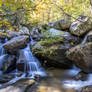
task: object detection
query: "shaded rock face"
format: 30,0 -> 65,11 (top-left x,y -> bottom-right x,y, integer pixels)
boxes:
48,19 -> 71,30
3,36 -> 29,52
7,27 -> 30,39
33,44 -> 72,68
2,55 -> 16,73
31,29 -> 80,68
70,16 -> 92,36
67,42 -> 92,73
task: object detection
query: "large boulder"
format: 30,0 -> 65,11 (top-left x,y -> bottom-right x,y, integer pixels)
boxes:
67,42 -> 92,73
7,27 -> 30,39
31,29 -> 80,68
32,42 -> 72,68
48,19 -> 71,30
3,36 -> 29,52
41,28 -> 81,43
70,16 -> 92,36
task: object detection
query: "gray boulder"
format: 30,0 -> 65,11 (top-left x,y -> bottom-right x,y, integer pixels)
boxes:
32,42 -> 72,68
3,36 -> 29,52
67,42 -> 92,73
31,29 -> 80,68
48,19 -> 71,30
7,27 -> 30,39
70,16 -> 92,36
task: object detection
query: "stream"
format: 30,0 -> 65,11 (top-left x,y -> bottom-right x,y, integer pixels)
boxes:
0,38 -> 92,92
0,38 -> 46,88
26,67 -> 92,92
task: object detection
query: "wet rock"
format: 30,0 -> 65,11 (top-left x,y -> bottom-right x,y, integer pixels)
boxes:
3,36 -> 29,52
81,85 -> 92,92
0,79 -> 35,92
0,54 -> 17,74
3,55 -> 16,73
0,55 -> 9,71
4,58 -> 17,74
7,27 -> 30,39
0,54 -> 16,74
16,59 -> 27,72
67,42 -> 92,73
70,16 -> 92,36
48,19 -> 71,30
73,71 -> 88,81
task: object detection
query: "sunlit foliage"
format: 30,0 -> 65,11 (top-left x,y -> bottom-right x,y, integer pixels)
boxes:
0,0 -> 91,29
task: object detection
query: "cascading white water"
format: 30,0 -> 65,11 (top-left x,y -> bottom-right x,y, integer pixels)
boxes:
17,44 -> 46,78
0,38 -> 46,88
63,66 -> 92,91
0,42 -> 5,56
0,38 -> 8,75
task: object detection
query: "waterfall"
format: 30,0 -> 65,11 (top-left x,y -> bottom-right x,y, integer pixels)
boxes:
0,39 -> 8,76
17,44 -> 46,78
0,37 -> 46,88
63,66 -> 92,90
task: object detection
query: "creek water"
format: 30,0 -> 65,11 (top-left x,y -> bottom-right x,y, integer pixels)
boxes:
0,38 -> 92,92
27,67 -> 92,92
0,38 -> 46,88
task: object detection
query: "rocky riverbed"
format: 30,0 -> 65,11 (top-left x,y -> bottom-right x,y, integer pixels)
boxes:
0,15 -> 92,92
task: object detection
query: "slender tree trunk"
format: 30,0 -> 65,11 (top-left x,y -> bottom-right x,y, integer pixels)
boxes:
89,0 -> 92,14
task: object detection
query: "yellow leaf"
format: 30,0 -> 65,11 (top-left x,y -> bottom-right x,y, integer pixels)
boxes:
0,1 -> 2,7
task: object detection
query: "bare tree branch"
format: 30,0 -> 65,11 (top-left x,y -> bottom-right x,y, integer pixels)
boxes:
89,0 -> 92,13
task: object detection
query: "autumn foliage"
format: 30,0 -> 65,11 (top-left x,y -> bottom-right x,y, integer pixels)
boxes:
0,0 -> 91,30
